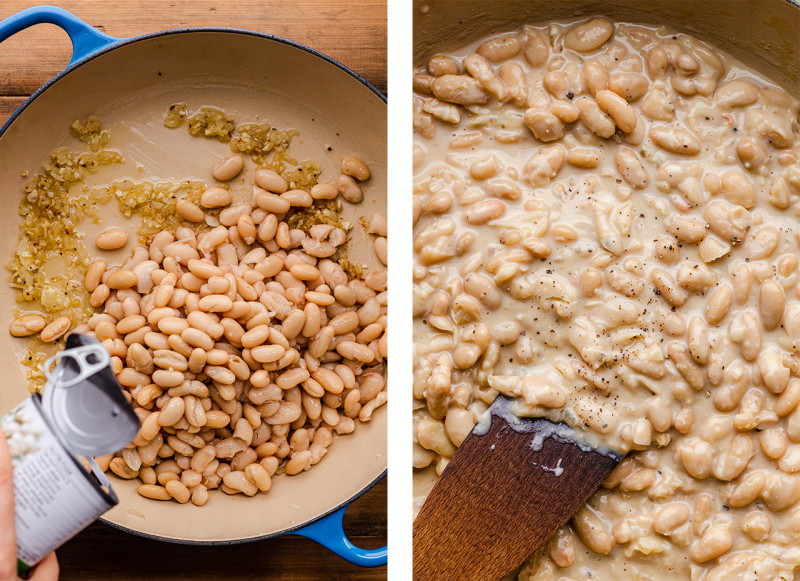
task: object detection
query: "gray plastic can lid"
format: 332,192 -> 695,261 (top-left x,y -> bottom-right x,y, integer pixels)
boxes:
40,334 -> 139,458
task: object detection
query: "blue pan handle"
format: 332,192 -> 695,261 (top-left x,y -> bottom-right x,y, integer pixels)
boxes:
295,504 -> 388,567
0,5 -> 120,67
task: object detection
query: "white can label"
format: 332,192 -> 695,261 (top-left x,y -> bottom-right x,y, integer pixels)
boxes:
1,398 -> 114,567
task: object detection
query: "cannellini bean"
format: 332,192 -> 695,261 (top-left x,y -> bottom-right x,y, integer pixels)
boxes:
691,524 -> 733,563
572,505 -> 614,554
567,148 -> 600,169
548,527 -> 577,568
731,263 -> 752,304
464,200 -> 506,225
9,314 -> 47,337
200,187 -> 232,208
40,317 -> 71,343
641,90 -> 674,121
498,62 -> 528,107
106,270 -> 139,290
337,175 -> 363,203
742,512 -> 771,542
703,200 -> 751,244
564,17 -> 614,53
374,237 -> 388,266
582,60 -> 608,96
712,434 -> 754,480
222,470 -> 258,496
687,316 -> 709,364
608,73 -> 648,101
759,280 -> 785,330
576,97 -> 615,138
95,228 -> 128,250
728,472 -> 766,508
427,55 -> 459,77
431,75 -> 490,105
336,341 -> 375,363
212,154 -> 244,181
776,380 -> 800,417
245,463 -> 272,492
697,237 -> 730,263
595,90 -> 637,133
462,53 -> 505,101
544,71 -> 569,99
645,46 -> 668,77
651,268 -> 687,307
84,260 -> 107,292
524,109 -> 565,142
680,438 -> 713,479
423,98 -> 460,124
522,145 -> 565,186
761,472 -> 800,511
737,137 -> 770,173
477,34 -> 521,61
417,418 -> 455,457
254,169 -> 288,193
523,27 -> 549,66
165,479 -> 191,504
746,226 -> 780,260
649,125 -> 701,155
547,101 -> 577,125
138,484 -> 170,501
654,503 -> 691,535
605,266 -> 644,297
341,156 -> 370,181
720,169 -> 755,208
716,80 -> 759,108
309,183 -> 338,202
614,147 -> 648,188
704,284 -> 732,325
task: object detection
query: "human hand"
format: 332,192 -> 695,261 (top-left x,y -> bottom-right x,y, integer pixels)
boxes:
0,430 -> 59,581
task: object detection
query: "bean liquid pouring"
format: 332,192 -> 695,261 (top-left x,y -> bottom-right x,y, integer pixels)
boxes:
0,334 -> 139,575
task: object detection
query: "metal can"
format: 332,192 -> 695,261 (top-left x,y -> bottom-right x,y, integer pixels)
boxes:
0,334 -> 139,575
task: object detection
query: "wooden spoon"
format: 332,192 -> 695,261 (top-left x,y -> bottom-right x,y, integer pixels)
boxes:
413,395 -> 623,581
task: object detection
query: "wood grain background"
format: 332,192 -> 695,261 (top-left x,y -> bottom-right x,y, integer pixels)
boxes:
0,0 -> 387,125
59,479 -> 387,581
0,2 -> 387,580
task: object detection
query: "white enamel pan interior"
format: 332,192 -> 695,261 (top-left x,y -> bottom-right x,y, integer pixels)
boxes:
0,8 -> 386,557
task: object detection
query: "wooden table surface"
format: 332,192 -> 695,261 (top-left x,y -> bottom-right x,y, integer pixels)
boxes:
0,2 -> 387,580
59,479 -> 387,581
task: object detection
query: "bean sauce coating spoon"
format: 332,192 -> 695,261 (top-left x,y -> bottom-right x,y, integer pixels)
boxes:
413,395 -> 623,581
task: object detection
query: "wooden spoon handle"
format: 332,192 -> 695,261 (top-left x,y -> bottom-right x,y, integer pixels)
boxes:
413,410 -> 621,581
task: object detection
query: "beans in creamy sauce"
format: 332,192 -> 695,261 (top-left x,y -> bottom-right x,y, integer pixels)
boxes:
413,16 -> 800,580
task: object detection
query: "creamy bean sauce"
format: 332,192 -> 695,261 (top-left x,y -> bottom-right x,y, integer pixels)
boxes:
413,16 -> 800,580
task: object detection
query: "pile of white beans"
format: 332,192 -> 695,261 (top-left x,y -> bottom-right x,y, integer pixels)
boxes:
11,151 -> 387,506
1,404 -> 43,469
413,16 -> 800,580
